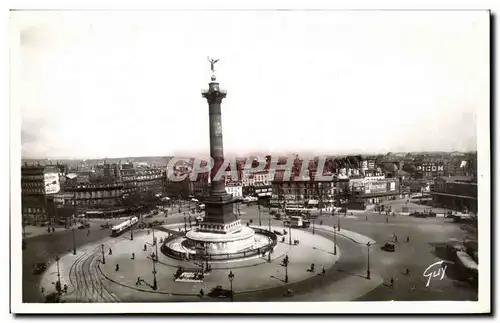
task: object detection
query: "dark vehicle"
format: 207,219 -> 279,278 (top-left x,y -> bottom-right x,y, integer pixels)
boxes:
78,223 -> 90,229
339,207 -> 348,214
381,242 -> 395,252
147,220 -> 165,227
412,212 -> 427,218
302,220 -> 311,228
33,262 -> 47,275
209,285 -> 233,298
427,211 -> 437,217
100,223 -> 111,229
273,230 -> 283,236
269,210 -> 277,216
274,213 -> 283,220
445,211 -> 455,218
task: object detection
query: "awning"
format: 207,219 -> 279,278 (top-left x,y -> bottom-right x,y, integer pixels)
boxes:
308,200 -> 319,205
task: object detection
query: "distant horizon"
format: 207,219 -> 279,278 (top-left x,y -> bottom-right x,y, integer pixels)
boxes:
21,149 -> 478,162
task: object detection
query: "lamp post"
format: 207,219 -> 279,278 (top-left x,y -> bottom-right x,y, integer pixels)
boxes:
258,204 -> 262,226
284,255 -> 289,283
366,241 -> 371,280
155,229 -> 159,263
333,225 -> 337,255
184,215 -> 187,232
152,224 -> 156,246
312,219 -> 315,234
130,217 -> 134,241
228,270 -> 235,302
337,213 -> 341,231
288,222 -> 292,245
72,228 -> 76,255
55,256 -> 61,294
152,254 -> 158,290
205,244 -> 209,271
101,244 -> 106,264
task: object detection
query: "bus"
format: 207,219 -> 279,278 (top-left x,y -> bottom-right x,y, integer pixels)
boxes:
285,207 -> 310,217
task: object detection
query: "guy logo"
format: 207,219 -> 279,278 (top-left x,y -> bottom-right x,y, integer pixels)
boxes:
423,260 -> 448,287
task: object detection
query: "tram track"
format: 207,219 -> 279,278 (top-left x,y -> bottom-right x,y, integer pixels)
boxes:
68,237 -> 121,303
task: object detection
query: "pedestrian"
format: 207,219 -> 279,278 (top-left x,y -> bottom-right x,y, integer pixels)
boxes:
199,288 -> 204,297
131,252 -> 135,260
322,266 -> 326,275
63,284 -> 68,294
136,277 -> 141,286
52,227 -> 55,233
144,244 -> 147,251
390,277 -> 394,288
40,287 -> 45,295
405,268 -> 411,276
406,235 -> 410,243
394,235 -> 398,243
386,217 -> 389,224
115,264 -> 119,271
109,248 -> 113,255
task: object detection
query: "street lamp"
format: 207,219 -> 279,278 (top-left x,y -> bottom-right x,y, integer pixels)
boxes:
228,270 -> 235,302
72,228 -> 76,255
258,204 -> 262,226
284,255 -> 289,283
184,215 -> 187,232
337,214 -> 341,231
333,225 -> 337,255
152,256 -> 158,290
55,256 -> 61,294
130,217 -> 134,241
288,222 -> 292,245
101,244 -> 106,264
366,242 -> 371,280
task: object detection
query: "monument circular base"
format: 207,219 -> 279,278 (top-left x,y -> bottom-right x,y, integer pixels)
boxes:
162,226 -> 278,262
185,226 -> 256,254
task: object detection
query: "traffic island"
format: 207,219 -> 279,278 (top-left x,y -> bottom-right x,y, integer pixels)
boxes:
96,226 -> 339,301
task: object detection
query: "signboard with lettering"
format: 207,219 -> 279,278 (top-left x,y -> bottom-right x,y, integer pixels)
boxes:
44,173 -> 60,195
364,182 -> 387,194
416,162 -> 446,178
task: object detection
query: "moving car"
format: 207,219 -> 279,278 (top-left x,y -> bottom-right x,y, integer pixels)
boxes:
100,223 -> 111,229
381,242 -> 396,252
78,223 -> 90,229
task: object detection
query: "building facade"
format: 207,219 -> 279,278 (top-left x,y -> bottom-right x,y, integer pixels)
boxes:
21,165 -> 61,224
431,176 -> 478,213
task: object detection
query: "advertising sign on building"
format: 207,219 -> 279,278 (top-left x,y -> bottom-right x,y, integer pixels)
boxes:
390,181 -> 396,191
44,173 -> 60,195
364,182 -> 387,195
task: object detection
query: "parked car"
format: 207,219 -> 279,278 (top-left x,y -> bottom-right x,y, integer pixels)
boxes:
100,223 -> 111,229
209,285 -> 232,298
33,262 -> 47,275
78,223 -> 90,229
381,242 -> 396,252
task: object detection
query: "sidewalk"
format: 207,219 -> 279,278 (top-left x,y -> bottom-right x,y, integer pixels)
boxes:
315,225 -> 376,245
23,226 -> 67,239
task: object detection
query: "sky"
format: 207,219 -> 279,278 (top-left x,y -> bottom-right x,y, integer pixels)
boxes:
11,10 -> 488,159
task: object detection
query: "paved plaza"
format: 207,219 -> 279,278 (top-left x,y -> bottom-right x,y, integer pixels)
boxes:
29,200 -> 478,303
39,223 -> 347,302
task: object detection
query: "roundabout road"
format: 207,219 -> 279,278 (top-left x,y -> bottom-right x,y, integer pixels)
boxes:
37,221 -> 377,302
